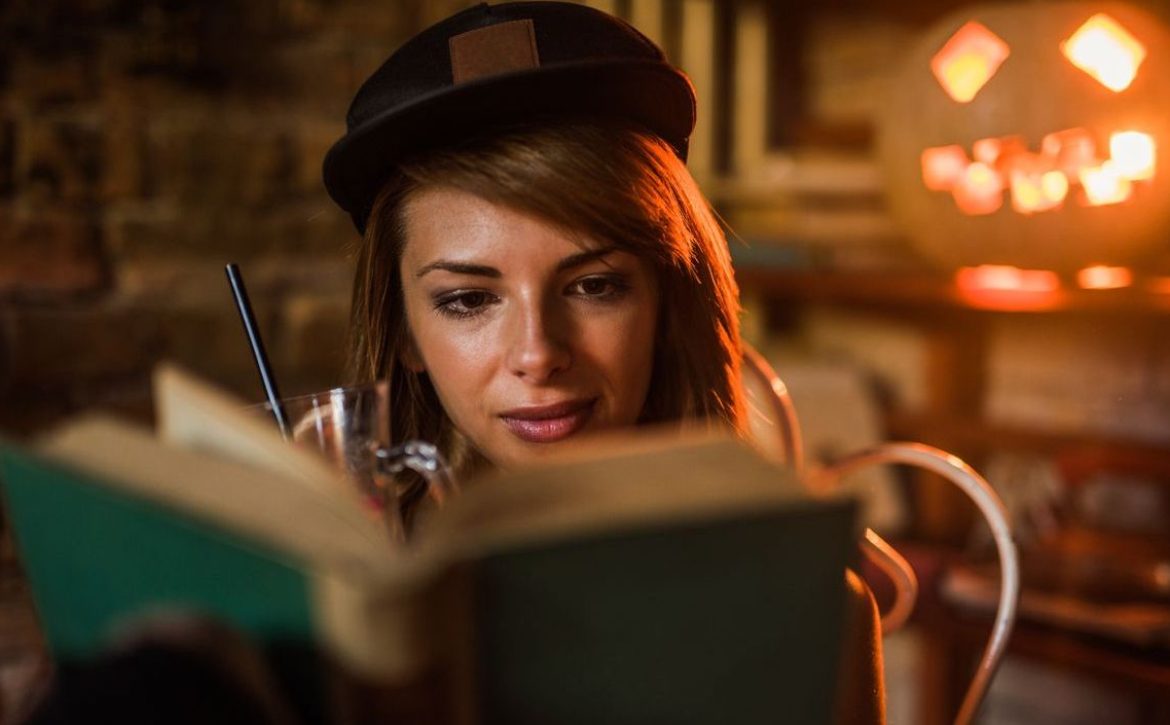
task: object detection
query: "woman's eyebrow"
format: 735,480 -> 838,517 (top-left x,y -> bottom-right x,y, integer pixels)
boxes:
415,247 -> 619,279
556,246 -> 618,272
415,261 -> 501,279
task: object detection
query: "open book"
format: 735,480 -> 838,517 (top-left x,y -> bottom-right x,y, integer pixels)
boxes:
0,365 -> 858,724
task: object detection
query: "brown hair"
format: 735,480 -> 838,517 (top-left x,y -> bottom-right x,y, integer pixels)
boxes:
346,121 -> 745,476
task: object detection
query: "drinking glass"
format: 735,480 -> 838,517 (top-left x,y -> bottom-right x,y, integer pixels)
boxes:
251,381 -> 456,543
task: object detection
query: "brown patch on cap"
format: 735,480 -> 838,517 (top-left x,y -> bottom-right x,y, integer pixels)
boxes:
449,19 -> 540,84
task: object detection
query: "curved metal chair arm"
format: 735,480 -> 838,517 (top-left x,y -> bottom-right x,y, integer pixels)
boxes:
860,527 -> 919,633
814,443 -> 1020,725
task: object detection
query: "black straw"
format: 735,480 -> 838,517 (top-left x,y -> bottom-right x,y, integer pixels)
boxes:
225,263 -> 292,440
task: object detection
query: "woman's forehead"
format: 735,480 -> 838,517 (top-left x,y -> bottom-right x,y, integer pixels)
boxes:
400,186 -> 616,266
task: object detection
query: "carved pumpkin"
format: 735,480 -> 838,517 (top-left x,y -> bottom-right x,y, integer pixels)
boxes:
879,2 -> 1170,272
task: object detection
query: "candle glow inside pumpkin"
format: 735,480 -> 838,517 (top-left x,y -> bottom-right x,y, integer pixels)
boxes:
922,14 -> 1156,215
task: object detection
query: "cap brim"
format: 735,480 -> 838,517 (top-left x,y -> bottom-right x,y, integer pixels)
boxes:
322,59 -> 696,230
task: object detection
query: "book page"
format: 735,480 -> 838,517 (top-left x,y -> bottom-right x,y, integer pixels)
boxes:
38,416 -> 390,575
422,428 -> 835,559
153,363 -> 365,509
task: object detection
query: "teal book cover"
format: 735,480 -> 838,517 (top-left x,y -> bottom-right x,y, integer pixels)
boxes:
0,442 -> 316,663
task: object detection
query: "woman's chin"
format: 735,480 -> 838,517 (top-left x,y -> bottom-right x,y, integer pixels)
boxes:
483,429 -> 600,470
489,438 -> 576,469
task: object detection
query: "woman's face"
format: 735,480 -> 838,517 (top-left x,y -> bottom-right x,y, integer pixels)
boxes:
399,186 -> 659,469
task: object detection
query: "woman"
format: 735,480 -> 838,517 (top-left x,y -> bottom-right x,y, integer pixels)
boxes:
325,2 -> 745,480
324,4 -> 884,722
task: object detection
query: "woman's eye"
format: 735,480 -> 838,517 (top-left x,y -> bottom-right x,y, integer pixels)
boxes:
570,275 -> 628,299
434,290 -> 496,318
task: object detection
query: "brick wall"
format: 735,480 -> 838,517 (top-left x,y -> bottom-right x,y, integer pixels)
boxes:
0,0 -> 479,441
0,2 -> 484,714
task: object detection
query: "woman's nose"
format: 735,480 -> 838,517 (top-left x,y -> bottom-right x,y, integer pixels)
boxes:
505,299 -> 571,382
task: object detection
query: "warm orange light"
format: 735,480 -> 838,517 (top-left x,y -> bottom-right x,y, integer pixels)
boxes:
932,21 -> 1010,102
1061,13 -> 1146,92
1043,128 -> 1099,176
1041,133 -> 1064,158
1010,172 -> 1042,213
1042,171 -> 1070,202
973,137 -> 1000,165
956,265 -> 1064,310
922,145 -> 969,190
953,162 -> 1003,214
1109,131 -> 1156,180
925,127 -> 1157,214
1080,161 -> 1133,205
1147,276 -> 1170,294
1011,170 -> 1066,213
1000,138 -> 1031,172
1077,265 -> 1133,289
957,265 -> 1061,292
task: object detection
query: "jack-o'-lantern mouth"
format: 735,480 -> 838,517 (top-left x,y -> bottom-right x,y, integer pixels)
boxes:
920,128 -> 1156,215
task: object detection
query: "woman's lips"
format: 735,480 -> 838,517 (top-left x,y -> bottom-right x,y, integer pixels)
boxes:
499,399 -> 597,443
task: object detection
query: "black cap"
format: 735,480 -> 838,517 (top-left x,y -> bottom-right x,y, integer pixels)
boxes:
322,1 -> 696,232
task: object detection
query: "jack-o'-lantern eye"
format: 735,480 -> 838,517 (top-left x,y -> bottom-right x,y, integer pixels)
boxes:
931,21 -> 1010,103
1061,13 -> 1145,91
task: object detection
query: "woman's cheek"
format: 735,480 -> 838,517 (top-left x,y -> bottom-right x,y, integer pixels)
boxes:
419,321 -> 500,410
438,319 -> 499,367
